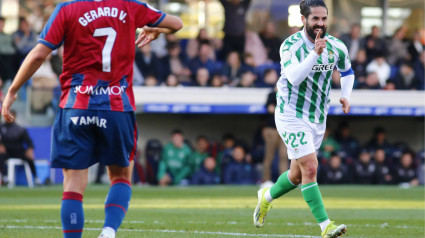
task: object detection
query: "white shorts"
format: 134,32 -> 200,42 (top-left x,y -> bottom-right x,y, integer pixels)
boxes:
275,113 -> 326,160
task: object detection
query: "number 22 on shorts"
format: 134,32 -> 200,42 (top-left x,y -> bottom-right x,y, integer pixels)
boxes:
282,131 -> 307,148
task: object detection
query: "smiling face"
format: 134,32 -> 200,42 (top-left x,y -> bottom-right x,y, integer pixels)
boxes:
302,6 -> 328,41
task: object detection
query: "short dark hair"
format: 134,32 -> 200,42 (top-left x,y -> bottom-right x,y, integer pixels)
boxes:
299,0 -> 328,18
196,135 -> 208,142
0,16 -> 5,22
171,129 -> 183,135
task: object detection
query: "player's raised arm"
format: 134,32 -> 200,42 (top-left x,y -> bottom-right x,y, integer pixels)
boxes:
2,44 -> 53,122
136,14 -> 183,48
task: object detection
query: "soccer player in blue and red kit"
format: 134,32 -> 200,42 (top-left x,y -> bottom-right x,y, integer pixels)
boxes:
1,1 -> 182,237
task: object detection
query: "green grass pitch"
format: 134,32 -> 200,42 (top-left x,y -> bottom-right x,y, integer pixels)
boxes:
0,185 -> 424,237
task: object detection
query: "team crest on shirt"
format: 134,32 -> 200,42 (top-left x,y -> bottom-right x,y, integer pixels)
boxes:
282,50 -> 292,63
328,50 -> 334,61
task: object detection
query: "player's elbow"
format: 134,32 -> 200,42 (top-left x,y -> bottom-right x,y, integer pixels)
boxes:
30,44 -> 52,63
162,15 -> 183,33
170,17 -> 183,32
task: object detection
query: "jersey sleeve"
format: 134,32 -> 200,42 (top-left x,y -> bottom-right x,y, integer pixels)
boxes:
38,3 -> 66,50
133,2 -> 166,28
280,40 -> 301,70
335,41 -> 352,73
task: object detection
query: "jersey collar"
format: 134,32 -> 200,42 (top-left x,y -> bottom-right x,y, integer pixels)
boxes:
301,27 -> 315,50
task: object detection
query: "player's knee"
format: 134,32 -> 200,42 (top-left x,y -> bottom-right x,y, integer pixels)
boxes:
289,170 -> 302,185
301,164 -> 318,180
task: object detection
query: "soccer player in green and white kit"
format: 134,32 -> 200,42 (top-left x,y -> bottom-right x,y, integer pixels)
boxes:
253,1 -> 354,237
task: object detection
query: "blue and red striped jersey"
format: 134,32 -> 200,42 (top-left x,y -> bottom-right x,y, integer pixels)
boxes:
39,0 -> 165,111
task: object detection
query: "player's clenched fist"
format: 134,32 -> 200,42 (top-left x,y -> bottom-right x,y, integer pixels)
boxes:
314,29 -> 327,55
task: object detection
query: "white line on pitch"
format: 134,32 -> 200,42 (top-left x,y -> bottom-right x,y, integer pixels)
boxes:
2,225 -> 319,237
0,219 -> 422,230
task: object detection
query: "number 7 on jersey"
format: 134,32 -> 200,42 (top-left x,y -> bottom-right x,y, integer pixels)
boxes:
93,27 -> 117,72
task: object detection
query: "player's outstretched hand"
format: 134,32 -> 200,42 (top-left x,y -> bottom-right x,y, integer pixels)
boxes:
314,29 -> 327,55
1,91 -> 17,123
136,26 -> 161,48
340,97 -> 350,114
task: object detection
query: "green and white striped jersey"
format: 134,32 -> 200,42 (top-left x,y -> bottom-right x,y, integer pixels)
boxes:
277,29 -> 351,124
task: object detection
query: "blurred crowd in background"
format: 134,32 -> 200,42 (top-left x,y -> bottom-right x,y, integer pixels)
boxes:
0,0 -> 423,187
123,123 -> 423,187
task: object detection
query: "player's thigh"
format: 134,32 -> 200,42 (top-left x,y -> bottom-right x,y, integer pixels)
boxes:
107,161 -> 134,182
51,109 -> 97,169
275,116 -> 316,160
96,110 -> 138,167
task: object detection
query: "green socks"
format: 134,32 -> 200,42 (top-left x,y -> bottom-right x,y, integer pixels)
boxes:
270,171 -> 298,199
301,182 -> 329,223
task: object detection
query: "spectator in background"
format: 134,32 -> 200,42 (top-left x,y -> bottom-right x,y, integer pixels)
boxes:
244,30 -> 268,66
13,17 -> 38,63
352,149 -> 376,184
216,133 -> 236,176
257,68 -> 279,88
366,52 -> 391,88
219,0 -> 251,59
30,54 -> 59,114
164,74 -> 180,87
259,21 -> 282,62
373,148 -> 394,184
190,135 -> 210,174
223,145 -> 256,184
210,74 -> 224,87
144,74 -> 159,87
351,49 -> 368,88
0,17 -> 18,82
334,122 -> 360,163
27,4 -> 45,33
188,41 -> 216,79
357,72 -> 381,89
157,129 -> 192,186
145,139 -> 163,185
366,127 -> 392,156
191,157 -> 220,185
319,127 -> 340,161
408,30 -> 424,63
363,25 -> 387,63
242,52 -> 256,72
186,28 -> 216,60
194,68 -> 210,87
0,110 -> 41,185
318,153 -> 349,184
389,60 -> 422,90
340,23 -> 362,61
413,51 -> 425,90
395,150 -> 419,187
159,41 -> 191,84
261,86 -> 288,188
236,70 -> 257,87
134,43 -> 161,81
221,51 -> 244,86
386,26 -> 409,65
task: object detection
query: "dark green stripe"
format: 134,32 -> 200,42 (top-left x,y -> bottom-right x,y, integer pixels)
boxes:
295,47 -> 303,61
336,47 -> 346,70
318,42 -> 335,123
279,96 -> 285,113
287,81 -> 292,103
308,56 -> 323,122
295,79 -> 308,118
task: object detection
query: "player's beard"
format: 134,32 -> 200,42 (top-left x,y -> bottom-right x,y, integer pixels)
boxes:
306,20 -> 327,40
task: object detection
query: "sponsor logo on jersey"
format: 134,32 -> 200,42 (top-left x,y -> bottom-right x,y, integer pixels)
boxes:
70,116 -> 107,128
73,85 -> 127,96
312,63 -> 335,72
